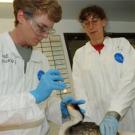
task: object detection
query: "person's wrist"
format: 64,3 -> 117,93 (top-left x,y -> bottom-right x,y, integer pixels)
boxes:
31,90 -> 40,103
106,111 -> 121,121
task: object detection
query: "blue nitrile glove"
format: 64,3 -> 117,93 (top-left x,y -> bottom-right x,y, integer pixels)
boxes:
100,115 -> 119,135
60,96 -> 86,119
31,69 -> 65,103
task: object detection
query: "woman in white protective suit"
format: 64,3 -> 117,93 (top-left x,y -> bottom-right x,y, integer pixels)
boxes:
72,5 -> 135,135
0,0 -> 82,134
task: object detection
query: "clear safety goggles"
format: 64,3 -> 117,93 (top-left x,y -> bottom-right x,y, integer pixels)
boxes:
30,18 -> 54,34
24,11 -> 54,35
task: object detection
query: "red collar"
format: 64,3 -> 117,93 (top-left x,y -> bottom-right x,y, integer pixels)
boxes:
92,44 -> 104,53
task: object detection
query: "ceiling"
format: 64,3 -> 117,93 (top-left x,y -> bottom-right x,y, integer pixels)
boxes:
1,0 -> 135,22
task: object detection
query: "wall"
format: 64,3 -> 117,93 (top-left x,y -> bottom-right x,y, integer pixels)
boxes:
1,18 -> 135,33
54,19 -> 135,33
0,18 -> 14,32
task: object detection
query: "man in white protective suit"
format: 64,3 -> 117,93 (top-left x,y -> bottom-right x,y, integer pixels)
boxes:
72,5 -> 135,135
0,0 -> 86,134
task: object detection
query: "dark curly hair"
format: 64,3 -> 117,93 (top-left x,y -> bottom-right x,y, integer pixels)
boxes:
65,121 -> 119,135
79,5 -> 107,23
66,122 -> 100,135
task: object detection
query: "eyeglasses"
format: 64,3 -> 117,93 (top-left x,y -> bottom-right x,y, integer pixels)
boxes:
83,17 -> 100,27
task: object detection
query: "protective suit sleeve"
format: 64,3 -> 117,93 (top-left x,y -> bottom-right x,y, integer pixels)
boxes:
108,38 -> 135,118
72,51 -> 89,112
45,95 -> 63,124
0,92 -> 45,130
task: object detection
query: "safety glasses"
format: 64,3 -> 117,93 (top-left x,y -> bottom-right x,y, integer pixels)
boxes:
24,11 -> 54,35
30,18 -> 54,34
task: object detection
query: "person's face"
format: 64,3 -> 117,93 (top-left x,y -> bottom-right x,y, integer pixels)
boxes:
82,16 -> 106,39
17,10 -> 54,46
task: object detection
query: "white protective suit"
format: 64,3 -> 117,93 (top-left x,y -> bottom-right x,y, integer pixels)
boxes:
72,37 -> 135,132
0,32 -> 62,135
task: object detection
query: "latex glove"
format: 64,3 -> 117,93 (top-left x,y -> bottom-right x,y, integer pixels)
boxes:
60,96 -> 86,119
31,69 -> 65,103
100,116 -> 119,135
